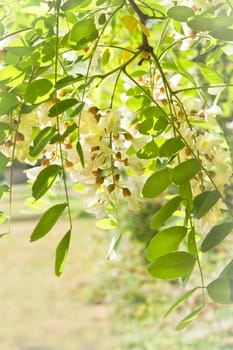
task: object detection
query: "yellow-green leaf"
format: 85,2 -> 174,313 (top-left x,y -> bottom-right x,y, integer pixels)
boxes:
32,164 -> 61,201
146,226 -> 187,261
55,230 -> 71,276
30,203 -> 67,242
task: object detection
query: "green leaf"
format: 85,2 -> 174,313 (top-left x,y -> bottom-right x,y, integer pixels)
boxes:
76,141 -> 85,168
0,92 -> 18,116
201,222 -> 233,252
70,102 -> 85,118
107,232 -> 122,260
101,48 -> 110,65
0,23 -> 4,37
150,196 -> 182,229
175,307 -> 203,330
193,190 -> 221,219
167,6 -> 194,22
219,260 -> 233,278
96,218 -> 117,230
62,0 -> 86,10
32,164 -> 61,201
24,79 -> 53,103
164,287 -> 199,317
171,159 -> 201,185
48,98 -> 79,117
50,123 -> 77,143
29,126 -> 56,157
200,65 -> 223,84
0,122 -> 11,143
210,28 -> 233,42
207,278 -> 233,304
160,138 -> 184,157
147,252 -> 196,280
70,18 -> 98,48
55,229 -> 71,276
179,181 -> 193,211
146,226 -> 187,261
187,15 -> 212,32
137,140 -> 159,159
142,168 -> 171,198
30,203 -> 67,242
0,184 -> 9,199
138,117 -> 168,136
0,152 -> 8,174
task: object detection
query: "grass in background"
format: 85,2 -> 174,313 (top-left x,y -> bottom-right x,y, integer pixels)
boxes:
0,184 -> 232,349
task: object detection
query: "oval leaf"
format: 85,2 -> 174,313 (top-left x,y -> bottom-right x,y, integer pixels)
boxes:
167,6 -> 194,22
171,159 -> 201,185
146,226 -> 187,261
29,126 -> 56,157
194,189 -> 221,219
32,164 -> 61,200
142,168 -> 171,198
207,278 -> 233,304
150,196 -> 182,229
201,222 -> 233,252
0,92 -> 18,116
30,203 -> 67,242
160,137 -> 184,158
137,140 -> 159,159
147,252 -> 196,280
55,229 -> 71,276
24,79 -> 53,103
48,98 -> 79,117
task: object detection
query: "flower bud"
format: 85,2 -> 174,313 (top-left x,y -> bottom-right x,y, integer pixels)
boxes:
108,184 -> 115,193
122,187 -> 131,197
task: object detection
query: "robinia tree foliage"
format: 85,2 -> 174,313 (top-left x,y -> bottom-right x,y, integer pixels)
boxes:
0,0 -> 233,329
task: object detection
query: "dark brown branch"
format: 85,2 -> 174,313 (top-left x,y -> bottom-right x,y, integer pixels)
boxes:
128,0 -> 153,53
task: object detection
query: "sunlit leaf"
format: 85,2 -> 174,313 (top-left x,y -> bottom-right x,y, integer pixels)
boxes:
171,159 -> 201,185
48,98 -> 79,117
121,15 -> 138,35
142,168 -> 171,198
147,252 -> 196,280
150,196 -> 182,229
29,126 -> 56,157
146,226 -> 187,261
137,140 -> 159,159
96,218 -> 117,230
201,222 -> 233,252
175,307 -> 203,330
30,203 -> 67,242
55,229 -> 71,276
32,164 -> 61,201
159,138 -> 184,157
70,17 -> 98,48
24,79 -> 53,103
